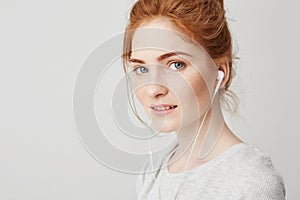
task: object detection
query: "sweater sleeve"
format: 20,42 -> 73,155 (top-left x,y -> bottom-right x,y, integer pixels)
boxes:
243,169 -> 286,200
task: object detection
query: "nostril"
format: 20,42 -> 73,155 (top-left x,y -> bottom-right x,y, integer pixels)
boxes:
147,84 -> 168,98
154,93 -> 166,98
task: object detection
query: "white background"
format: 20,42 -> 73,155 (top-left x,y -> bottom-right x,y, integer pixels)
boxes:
0,0 -> 299,199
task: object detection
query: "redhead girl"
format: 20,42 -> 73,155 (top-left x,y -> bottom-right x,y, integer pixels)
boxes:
122,0 -> 286,199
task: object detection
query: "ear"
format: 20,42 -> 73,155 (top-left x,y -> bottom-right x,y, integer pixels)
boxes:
216,57 -> 230,89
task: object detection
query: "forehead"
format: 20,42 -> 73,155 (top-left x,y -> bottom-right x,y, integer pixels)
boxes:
130,18 -> 206,59
131,27 -> 204,57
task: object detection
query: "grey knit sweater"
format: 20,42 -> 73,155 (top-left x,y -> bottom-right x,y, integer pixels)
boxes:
136,143 -> 286,200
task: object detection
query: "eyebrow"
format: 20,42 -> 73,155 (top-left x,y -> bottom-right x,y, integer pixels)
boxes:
129,51 -> 192,64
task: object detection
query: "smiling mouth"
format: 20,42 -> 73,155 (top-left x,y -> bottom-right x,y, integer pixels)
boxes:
149,104 -> 178,116
150,105 -> 178,111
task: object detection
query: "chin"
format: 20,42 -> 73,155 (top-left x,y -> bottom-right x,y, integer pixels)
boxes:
150,118 -> 179,133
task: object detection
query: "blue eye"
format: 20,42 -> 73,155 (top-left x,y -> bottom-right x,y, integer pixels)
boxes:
134,66 -> 148,74
169,62 -> 185,70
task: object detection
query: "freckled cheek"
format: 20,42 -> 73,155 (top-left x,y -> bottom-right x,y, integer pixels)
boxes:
188,75 -> 210,109
134,88 -> 149,110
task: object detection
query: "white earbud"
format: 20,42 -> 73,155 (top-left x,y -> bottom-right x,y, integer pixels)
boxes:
217,70 -> 224,81
213,70 -> 224,98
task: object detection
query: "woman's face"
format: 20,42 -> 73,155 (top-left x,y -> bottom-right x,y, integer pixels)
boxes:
128,18 -> 218,132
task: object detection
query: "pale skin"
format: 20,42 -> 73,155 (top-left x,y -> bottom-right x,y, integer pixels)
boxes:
129,18 -> 242,173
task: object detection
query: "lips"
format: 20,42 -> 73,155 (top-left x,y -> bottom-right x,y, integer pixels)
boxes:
150,104 -> 178,116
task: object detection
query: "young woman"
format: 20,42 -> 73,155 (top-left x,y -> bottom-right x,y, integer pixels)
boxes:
122,0 -> 286,199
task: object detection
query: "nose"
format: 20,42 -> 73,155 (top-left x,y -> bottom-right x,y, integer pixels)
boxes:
147,84 -> 168,98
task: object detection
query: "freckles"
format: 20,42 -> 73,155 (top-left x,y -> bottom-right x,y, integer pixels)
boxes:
135,89 -> 145,102
195,76 -> 207,93
186,75 -> 210,111
184,69 -> 207,94
135,87 -> 150,108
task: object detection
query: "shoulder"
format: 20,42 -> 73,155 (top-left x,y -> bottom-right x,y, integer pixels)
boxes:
224,143 -> 286,199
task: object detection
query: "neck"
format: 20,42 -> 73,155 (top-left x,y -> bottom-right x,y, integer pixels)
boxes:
170,100 -> 226,168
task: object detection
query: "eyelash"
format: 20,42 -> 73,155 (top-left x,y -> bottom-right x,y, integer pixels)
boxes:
132,66 -> 148,74
167,61 -> 186,71
131,60 -> 187,74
